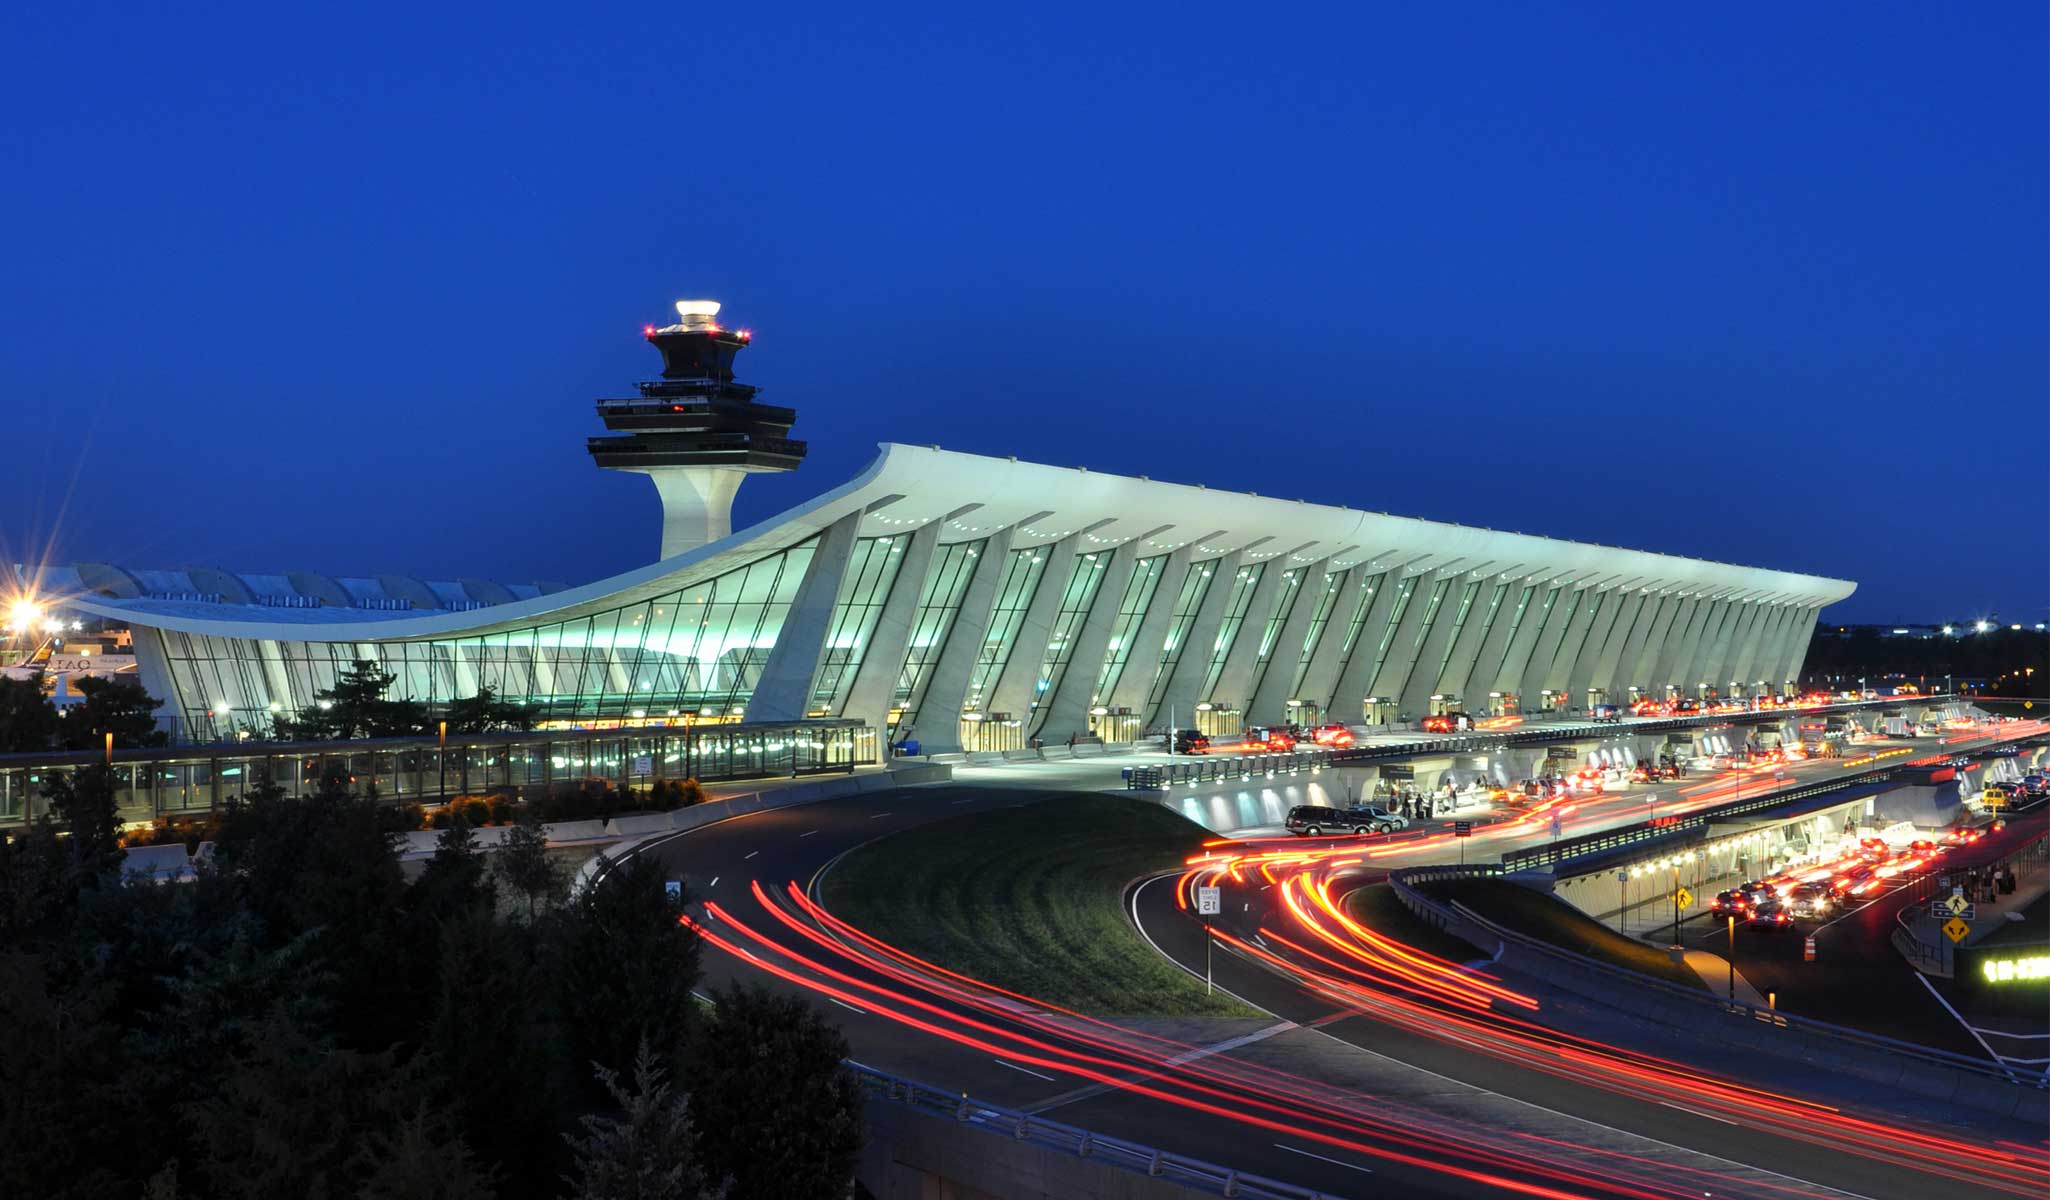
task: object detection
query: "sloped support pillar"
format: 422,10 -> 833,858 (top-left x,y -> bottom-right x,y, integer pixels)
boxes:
745,514 -> 864,723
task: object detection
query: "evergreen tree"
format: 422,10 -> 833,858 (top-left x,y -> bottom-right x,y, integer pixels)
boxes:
353,1104 -> 500,1200
562,1041 -> 727,1200
58,674 -> 170,749
689,984 -> 862,1200
413,809 -> 495,917
550,853 -> 701,1088
42,763 -> 127,881
443,685 -> 534,734
497,816 -> 567,919
0,673 -> 59,752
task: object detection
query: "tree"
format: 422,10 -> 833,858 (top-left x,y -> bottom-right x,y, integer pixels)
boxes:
497,816 -> 567,919
282,659 -> 429,740
443,685 -> 533,734
421,906 -> 562,1192
562,1040 -> 727,1200
59,674 -> 169,749
0,674 -> 58,752
412,809 -> 495,918
550,853 -> 701,1088
352,1103 -> 499,1200
42,763 -> 126,881
688,984 -> 862,1200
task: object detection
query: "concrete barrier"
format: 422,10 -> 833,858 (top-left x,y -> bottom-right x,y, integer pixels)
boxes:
121,843 -> 193,881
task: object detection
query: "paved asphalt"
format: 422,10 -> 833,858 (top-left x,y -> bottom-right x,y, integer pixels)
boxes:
637,780 -> 2046,1200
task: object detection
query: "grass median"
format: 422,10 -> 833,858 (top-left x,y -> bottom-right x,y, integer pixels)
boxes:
819,792 -> 1260,1018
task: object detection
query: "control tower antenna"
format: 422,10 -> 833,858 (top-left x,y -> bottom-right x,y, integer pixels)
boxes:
587,299 -> 807,559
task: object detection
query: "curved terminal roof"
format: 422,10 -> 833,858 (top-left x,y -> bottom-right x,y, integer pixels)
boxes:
40,444 -> 1856,642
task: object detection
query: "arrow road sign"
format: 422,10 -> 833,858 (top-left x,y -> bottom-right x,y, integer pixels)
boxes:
1941,916 -> 1972,944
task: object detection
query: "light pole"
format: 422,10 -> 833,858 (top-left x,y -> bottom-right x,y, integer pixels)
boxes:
1726,915 -> 1737,999
438,720 -> 448,800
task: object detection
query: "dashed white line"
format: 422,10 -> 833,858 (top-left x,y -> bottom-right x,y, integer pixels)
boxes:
1658,1101 -> 1737,1126
743,850 -> 759,860
828,998 -> 867,1015
798,830 -> 819,838
1272,1143 -> 1375,1174
708,876 -> 719,888
950,796 -> 980,804
870,812 -> 893,819
991,1058 -> 1057,1082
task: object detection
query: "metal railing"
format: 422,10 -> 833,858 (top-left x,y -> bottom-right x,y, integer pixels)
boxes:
850,1063 -> 1343,1199
1124,750 -> 1329,791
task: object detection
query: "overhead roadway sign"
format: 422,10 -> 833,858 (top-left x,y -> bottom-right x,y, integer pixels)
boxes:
1942,916 -> 1972,944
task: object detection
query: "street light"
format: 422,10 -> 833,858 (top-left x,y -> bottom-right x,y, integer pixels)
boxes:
1727,914 -> 1737,999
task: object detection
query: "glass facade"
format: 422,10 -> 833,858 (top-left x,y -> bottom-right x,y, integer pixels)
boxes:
1026,551 -> 1112,729
1093,555 -> 1168,702
1242,566 -> 1304,704
890,539 -> 984,732
156,539 -> 818,739
0,721 -> 876,829
810,535 -> 911,714
1197,562 -> 1265,699
1144,558 -> 1222,709
961,547 -> 1050,714
1428,580 -> 1487,692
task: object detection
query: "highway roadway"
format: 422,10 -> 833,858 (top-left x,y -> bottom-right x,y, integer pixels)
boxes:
638,780 -> 2050,1199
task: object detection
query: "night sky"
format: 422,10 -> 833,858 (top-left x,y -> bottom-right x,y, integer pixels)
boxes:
3,5 -> 2042,624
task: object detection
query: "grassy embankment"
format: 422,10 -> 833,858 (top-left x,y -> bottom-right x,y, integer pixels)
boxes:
1419,878 -> 1707,991
821,793 -> 1260,1018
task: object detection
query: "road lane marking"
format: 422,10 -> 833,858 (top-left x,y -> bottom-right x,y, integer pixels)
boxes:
744,850 -> 759,859
991,1058 -> 1057,1082
708,876 -> 719,888
799,830 -> 819,838
1658,1101 -> 1737,1126
1162,1020 -> 1297,1067
828,998 -> 867,1015
950,796 -> 980,804
870,811 -> 893,819
1272,1143 -> 1374,1174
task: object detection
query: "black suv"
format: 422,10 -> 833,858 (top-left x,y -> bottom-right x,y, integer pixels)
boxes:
1284,805 -> 1403,837
1171,729 -> 1210,754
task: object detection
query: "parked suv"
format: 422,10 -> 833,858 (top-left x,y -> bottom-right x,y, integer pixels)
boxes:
1284,804 -> 1409,837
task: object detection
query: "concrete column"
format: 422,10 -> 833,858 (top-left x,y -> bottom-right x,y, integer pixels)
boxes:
1318,570 -> 1406,722
1360,570 -> 1449,716
1690,598 -> 1750,695
1107,545 -> 1200,715
1774,606 -> 1822,689
1669,597 -> 1726,695
988,534 -> 1085,721
745,513 -> 864,722
1715,600 -> 1765,694
1395,576 -> 1484,718
1619,594 -> 1681,694
1562,587 -> 1630,704
1758,603 -> 1808,692
1154,552 -> 1248,724
836,521 -> 942,729
1293,569 -> 1377,720
1434,579 -> 1511,705
1248,561 -> 1333,724
1209,558 -> 1298,711
1537,586 -> 1606,694
1510,584 -> 1583,702
1652,596 -> 1708,694
910,526 -> 1018,754
1728,601 -> 1782,694
1035,539 -> 1142,742
1488,582 -> 1559,699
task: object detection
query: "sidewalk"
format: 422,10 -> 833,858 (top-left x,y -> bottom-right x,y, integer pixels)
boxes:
1680,949 -> 1765,1005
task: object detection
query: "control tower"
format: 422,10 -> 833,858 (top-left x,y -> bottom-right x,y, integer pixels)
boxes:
588,300 -> 807,559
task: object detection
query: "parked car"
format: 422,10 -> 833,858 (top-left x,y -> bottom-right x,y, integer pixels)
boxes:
1284,804 -> 1407,837
1171,729 -> 1210,754
1420,712 -> 1473,734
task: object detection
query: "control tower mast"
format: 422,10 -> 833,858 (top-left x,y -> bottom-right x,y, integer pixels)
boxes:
588,300 -> 807,559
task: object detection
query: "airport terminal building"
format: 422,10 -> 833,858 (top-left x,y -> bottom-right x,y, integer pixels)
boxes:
13,301 -> 1856,752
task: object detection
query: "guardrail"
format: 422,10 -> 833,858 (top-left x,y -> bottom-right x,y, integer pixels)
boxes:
1387,867 -> 2041,1094
1497,761 -> 1908,875
851,1063 -> 1337,1200
1124,751 -> 1328,791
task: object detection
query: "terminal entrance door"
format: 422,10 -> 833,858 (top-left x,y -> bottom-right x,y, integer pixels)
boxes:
1486,691 -> 1519,717
960,713 -> 1024,753
1585,687 -> 1608,712
1427,694 -> 1462,717
1194,704 -> 1241,737
1362,696 -> 1396,725
1089,707 -> 1141,744
1285,700 -> 1323,726
1538,689 -> 1566,714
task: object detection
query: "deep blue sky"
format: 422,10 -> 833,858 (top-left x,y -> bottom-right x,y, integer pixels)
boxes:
3,4 -> 2042,624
